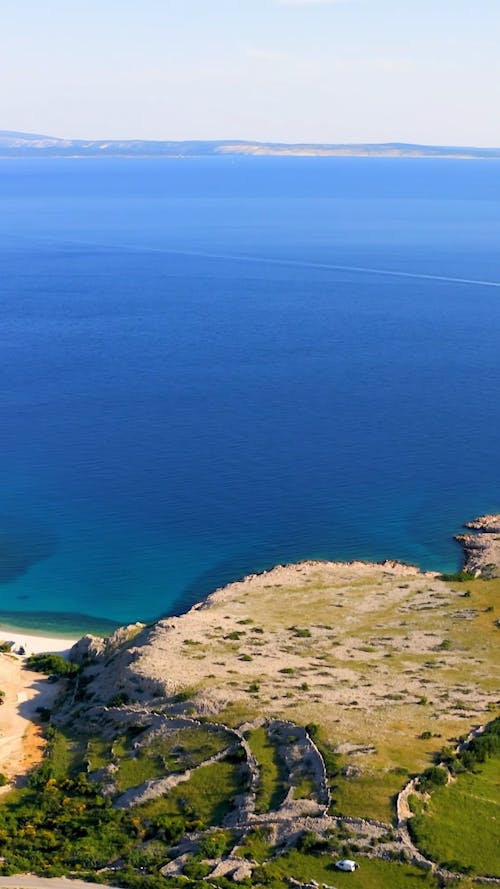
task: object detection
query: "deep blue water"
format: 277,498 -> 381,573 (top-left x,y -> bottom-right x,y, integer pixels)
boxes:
1,157 -> 500,631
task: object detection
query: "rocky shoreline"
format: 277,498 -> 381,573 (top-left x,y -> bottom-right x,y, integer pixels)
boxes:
63,515 -> 500,732
455,513 -> 500,578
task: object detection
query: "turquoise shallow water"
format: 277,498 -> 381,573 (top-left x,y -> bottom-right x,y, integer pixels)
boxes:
1,157 -> 500,631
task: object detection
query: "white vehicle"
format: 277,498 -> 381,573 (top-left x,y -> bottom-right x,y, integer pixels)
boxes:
335,859 -> 359,872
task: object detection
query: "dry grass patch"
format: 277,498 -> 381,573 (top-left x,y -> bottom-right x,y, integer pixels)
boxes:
87,562 -> 499,821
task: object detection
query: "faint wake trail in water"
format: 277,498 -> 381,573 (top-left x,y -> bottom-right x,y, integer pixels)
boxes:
4,231 -> 500,288
158,248 -> 500,289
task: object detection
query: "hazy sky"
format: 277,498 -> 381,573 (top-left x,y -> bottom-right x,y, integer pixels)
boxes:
2,0 -> 499,145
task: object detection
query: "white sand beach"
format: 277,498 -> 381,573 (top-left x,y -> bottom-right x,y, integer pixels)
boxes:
0,629 -> 78,787
0,629 -> 78,657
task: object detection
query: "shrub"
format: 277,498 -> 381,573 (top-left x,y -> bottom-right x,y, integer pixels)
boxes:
198,830 -> 232,858
419,766 -> 448,791
183,858 -> 211,879
438,571 -> 474,582
297,830 -> 327,852
108,692 -> 130,707
25,653 -> 79,676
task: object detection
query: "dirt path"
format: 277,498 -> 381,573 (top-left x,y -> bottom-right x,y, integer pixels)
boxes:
0,878 -> 116,889
0,653 -> 64,787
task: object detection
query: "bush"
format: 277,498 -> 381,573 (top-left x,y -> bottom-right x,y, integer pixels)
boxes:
297,830 -> 327,853
25,653 -> 79,676
419,766 -> 448,791
108,692 -> 130,707
438,571 -> 474,582
289,626 -> 311,638
198,830 -> 232,858
183,857 -> 211,879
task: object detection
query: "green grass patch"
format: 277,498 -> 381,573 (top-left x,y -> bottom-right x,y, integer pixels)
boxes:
40,728 -> 88,780
409,756 -> 500,876
293,773 -> 317,800
136,760 -> 242,830
115,750 -> 166,792
86,737 -> 113,771
333,768 -> 403,823
246,726 -> 288,814
234,827 -> 273,862
255,848 -> 441,888
114,726 -> 231,792
148,726 -> 230,769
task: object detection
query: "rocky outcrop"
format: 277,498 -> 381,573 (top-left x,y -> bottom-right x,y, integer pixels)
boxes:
465,515 -> 500,533
456,514 -> 500,578
69,622 -> 146,665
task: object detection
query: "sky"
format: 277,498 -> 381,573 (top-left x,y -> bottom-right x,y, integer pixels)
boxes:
1,0 -> 500,146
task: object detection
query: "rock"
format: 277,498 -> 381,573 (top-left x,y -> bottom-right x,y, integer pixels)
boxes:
69,622 -> 146,665
232,863 -> 253,882
209,858 -> 253,881
69,634 -> 106,664
464,514 -> 500,533
456,513 -> 500,578
342,764 -> 362,778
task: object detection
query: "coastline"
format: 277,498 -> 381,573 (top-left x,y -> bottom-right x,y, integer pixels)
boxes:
0,513 -> 496,643
0,514 -> 497,790
0,628 -> 78,657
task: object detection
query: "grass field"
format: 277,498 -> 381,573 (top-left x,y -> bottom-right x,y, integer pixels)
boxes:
86,736 -> 113,771
246,726 -> 288,813
333,766 -> 404,823
115,748 -> 166,792
135,759 -> 242,829
256,848 -> 443,889
113,726 -> 230,792
410,756 -> 500,876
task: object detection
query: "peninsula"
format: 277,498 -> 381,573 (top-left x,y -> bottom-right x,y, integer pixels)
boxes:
0,516 -> 498,888
1,130 -> 500,159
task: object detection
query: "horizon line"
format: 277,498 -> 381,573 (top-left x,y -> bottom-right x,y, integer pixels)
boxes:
1,129 -> 500,152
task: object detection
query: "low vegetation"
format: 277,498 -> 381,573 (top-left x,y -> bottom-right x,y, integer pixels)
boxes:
135,758 -> 244,831
0,731 -> 136,874
113,726 -> 231,792
246,726 -> 288,813
409,718 -> 500,876
253,847 -> 442,889
0,560 -> 498,884
25,652 -> 79,676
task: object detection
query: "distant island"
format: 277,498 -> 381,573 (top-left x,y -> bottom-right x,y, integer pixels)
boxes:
2,129 -> 500,159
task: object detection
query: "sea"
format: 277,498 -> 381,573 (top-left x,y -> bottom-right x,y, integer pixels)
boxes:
1,156 -> 500,633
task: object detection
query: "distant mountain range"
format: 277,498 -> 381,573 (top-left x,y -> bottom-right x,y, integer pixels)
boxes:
1,130 -> 499,159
